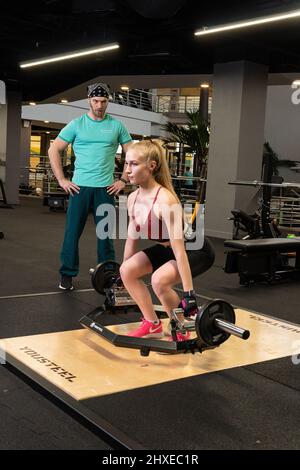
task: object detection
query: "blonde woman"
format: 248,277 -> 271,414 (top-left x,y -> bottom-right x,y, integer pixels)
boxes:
119,140 -> 215,340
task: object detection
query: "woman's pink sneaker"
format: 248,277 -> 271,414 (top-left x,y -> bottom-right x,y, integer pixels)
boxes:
168,330 -> 191,342
128,319 -> 163,338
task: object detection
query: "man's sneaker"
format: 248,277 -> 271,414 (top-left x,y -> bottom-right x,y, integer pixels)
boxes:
59,276 -> 74,291
128,319 -> 163,338
168,330 -> 191,342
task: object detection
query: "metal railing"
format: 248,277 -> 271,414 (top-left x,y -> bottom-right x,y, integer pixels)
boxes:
270,195 -> 300,228
156,95 -> 202,113
110,89 -> 211,115
111,89 -> 154,111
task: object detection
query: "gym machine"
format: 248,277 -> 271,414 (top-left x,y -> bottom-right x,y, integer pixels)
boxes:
0,178 -> 13,209
228,179 -> 300,239
80,261 -> 250,356
225,179 -> 300,286
0,178 -> 14,239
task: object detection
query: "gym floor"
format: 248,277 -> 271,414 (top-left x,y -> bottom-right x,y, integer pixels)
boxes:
1,196 -> 300,450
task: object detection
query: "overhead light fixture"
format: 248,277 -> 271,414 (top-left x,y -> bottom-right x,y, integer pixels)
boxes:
19,43 -> 119,69
292,79 -> 300,87
29,102 -> 36,106
44,120 -> 50,123
60,99 -> 68,103
201,83 -> 209,88
195,9 -> 300,36
121,85 -> 129,91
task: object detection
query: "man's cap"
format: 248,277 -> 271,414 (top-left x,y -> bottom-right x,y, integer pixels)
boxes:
87,83 -> 110,98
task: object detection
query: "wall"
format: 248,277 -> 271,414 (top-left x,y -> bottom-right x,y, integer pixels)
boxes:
265,85 -> 300,163
0,104 -> 7,181
22,100 -> 167,137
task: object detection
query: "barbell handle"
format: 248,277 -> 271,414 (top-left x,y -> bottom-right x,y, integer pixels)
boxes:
215,318 -> 250,340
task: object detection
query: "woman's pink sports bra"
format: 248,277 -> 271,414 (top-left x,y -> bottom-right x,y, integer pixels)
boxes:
131,187 -> 170,242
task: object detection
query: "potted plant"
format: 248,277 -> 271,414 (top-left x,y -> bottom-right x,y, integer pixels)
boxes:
162,110 -> 209,178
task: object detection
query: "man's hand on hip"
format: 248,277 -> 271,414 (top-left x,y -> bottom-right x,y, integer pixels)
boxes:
58,178 -> 80,195
107,180 -> 125,195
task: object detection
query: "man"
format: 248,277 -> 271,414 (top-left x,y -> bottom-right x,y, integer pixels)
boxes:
48,83 -> 132,290
183,166 -> 193,187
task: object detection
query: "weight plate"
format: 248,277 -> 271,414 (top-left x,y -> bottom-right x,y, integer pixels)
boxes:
195,299 -> 235,347
91,260 -> 120,294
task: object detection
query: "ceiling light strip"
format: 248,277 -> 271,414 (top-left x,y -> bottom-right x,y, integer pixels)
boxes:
20,43 -> 119,69
195,9 -> 300,36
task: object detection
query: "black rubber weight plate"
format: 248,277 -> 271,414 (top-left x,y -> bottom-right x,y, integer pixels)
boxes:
91,260 -> 120,294
195,300 -> 235,346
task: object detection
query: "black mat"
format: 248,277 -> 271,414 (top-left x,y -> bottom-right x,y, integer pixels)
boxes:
82,365 -> 300,450
0,366 -> 111,450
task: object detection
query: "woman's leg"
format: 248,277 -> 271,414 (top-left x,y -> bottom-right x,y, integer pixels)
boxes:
152,261 -> 191,340
120,251 -> 159,322
151,260 -> 181,318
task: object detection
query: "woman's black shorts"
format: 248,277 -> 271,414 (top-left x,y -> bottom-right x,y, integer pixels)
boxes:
142,237 -> 215,277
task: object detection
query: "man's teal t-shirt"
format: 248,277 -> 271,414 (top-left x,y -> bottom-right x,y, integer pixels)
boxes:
58,113 -> 132,187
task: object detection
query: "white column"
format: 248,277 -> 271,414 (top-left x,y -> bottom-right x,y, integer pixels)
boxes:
20,120 -> 32,186
0,89 -> 22,204
205,61 -> 268,238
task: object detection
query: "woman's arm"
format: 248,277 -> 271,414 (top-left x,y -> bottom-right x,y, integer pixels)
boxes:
123,192 -> 139,261
162,195 -> 194,292
163,197 -> 199,316
169,233 -> 194,292
123,233 -> 138,261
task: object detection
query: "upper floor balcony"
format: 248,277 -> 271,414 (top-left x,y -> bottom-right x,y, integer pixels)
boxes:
110,89 -> 212,116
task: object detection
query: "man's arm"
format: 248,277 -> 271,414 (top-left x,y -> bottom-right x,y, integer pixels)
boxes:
117,141 -> 132,184
48,138 -> 80,195
119,142 -> 132,183
107,141 -> 132,195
